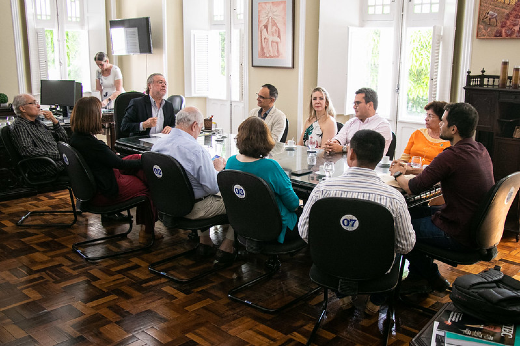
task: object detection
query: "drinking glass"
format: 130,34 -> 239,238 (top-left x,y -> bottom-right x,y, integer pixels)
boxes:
323,161 -> 335,179
215,128 -> 223,140
308,136 -> 317,152
6,116 -> 15,125
411,156 -> 422,169
307,153 -> 317,165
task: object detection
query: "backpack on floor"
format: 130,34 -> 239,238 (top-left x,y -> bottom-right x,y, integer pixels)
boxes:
450,265 -> 520,323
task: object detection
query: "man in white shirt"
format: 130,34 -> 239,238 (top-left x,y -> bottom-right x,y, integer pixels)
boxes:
248,84 -> 287,142
323,87 -> 392,155
299,129 -> 415,315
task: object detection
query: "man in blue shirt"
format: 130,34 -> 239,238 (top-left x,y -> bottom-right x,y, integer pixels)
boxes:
151,106 -> 235,264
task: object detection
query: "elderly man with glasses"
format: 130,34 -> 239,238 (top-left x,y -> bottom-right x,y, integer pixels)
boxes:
10,93 -> 68,177
121,73 -> 177,136
248,83 -> 287,142
323,87 -> 392,155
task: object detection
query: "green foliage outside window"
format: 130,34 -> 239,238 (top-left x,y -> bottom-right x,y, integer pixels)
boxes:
406,29 -> 432,114
66,30 -> 83,82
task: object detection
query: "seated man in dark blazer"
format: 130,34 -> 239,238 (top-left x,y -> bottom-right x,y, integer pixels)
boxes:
121,73 -> 176,136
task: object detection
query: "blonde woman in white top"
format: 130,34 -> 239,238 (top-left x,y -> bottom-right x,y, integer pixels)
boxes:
94,52 -> 125,109
298,87 -> 337,148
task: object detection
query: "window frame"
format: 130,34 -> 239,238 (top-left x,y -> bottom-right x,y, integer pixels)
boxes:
24,0 -> 106,95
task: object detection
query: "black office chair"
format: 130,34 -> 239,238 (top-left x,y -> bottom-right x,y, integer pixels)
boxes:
1,126 -> 76,227
306,197 -> 402,346
403,171 -> 520,314
57,142 -> 154,261
415,171 -> 520,266
336,121 -> 344,134
280,118 -> 289,143
142,152 -> 229,283
166,94 -> 186,116
217,170 -> 320,313
113,91 -> 144,140
386,132 -> 397,159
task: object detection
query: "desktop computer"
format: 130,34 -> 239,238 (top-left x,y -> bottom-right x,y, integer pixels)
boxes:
40,80 -> 82,118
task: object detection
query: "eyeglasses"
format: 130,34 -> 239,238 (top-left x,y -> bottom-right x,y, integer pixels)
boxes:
26,101 -> 40,106
426,113 -> 438,120
256,93 -> 271,100
353,101 -> 365,107
154,80 -> 167,86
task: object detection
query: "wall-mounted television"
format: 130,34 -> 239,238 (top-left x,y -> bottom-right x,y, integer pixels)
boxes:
40,80 -> 82,117
109,17 -> 153,55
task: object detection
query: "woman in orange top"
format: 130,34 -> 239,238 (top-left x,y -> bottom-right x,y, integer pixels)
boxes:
399,101 -> 450,173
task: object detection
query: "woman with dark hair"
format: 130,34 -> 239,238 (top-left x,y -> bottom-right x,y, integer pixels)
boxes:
225,117 -> 300,243
398,101 -> 450,170
94,52 -> 125,108
70,97 -> 158,241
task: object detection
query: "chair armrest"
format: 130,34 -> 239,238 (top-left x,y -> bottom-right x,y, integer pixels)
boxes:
17,156 -> 60,185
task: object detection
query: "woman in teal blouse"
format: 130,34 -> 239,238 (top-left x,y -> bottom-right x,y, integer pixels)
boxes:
226,117 -> 300,243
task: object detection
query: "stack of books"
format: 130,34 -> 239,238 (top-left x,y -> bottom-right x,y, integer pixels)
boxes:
431,307 -> 519,346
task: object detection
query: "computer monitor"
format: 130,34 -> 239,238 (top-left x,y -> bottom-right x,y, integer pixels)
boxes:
109,17 -> 153,55
40,80 -> 83,117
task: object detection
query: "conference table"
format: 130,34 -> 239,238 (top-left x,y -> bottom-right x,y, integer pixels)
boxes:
115,132 -> 441,207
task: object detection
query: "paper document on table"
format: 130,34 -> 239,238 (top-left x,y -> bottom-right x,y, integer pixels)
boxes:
139,137 -> 161,145
377,172 -> 415,188
150,133 -> 168,138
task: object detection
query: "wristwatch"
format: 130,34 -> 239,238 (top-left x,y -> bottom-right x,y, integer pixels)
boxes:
342,145 -> 348,153
393,171 -> 403,180
107,98 -> 111,103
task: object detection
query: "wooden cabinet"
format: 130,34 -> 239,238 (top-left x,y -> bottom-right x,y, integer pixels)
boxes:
464,72 -> 520,239
465,73 -> 520,180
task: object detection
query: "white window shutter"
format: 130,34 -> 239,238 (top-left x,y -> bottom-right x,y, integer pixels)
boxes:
37,29 -> 49,83
192,30 -> 209,96
429,25 -> 442,102
26,0 -> 41,94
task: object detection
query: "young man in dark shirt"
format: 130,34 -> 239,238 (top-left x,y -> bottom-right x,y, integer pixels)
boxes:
390,102 -> 494,294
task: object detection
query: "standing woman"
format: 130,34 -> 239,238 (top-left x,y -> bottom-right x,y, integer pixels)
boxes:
298,87 -> 337,148
70,97 -> 158,242
94,52 -> 125,109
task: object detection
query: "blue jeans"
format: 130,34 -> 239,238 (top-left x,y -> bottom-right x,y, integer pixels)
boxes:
406,206 -> 469,280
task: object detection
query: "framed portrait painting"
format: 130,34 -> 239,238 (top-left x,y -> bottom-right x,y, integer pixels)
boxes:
476,0 -> 520,38
252,0 -> 295,68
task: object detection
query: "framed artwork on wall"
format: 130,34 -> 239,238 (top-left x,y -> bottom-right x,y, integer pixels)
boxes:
251,0 -> 295,68
476,0 -> 520,38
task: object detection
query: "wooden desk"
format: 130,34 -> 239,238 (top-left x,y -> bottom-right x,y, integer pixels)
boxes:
101,111 -> 115,149
465,71 -> 520,240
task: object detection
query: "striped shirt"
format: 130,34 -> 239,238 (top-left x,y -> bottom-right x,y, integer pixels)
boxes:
298,166 -> 415,255
10,117 -> 68,177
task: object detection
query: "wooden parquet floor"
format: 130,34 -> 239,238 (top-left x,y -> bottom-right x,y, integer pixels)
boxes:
0,190 -> 519,346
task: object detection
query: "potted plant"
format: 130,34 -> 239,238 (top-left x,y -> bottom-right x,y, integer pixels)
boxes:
0,93 -> 8,108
